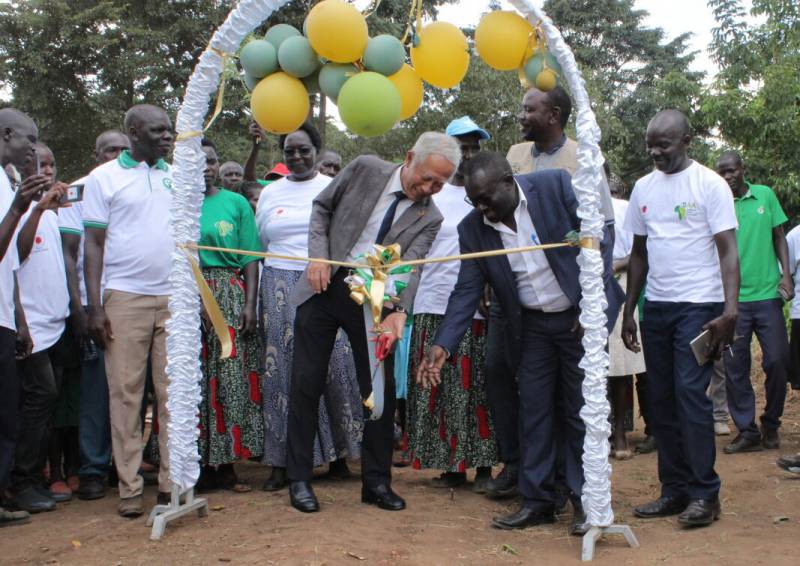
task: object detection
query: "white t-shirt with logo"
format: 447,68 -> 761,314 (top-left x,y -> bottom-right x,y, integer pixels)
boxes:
0,173 -> 19,331
624,161 -> 738,303
82,154 -> 174,296
17,207 -> 69,353
255,173 -> 331,271
612,197 -> 633,261
413,184 -> 483,318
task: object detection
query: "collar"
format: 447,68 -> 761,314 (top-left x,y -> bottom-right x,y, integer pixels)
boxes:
483,184 -> 526,232
118,150 -> 169,172
531,134 -> 567,157
734,182 -> 756,201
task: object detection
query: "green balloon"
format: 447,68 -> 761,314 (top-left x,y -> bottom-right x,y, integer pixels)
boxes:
240,39 -> 278,79
265,23 -> 301,52
243,73 -> 260,91
319,62 -> 358,102
337,72 -> 402,138
524,52 -> 562,86
278,36 -> 320,78
302,70 -> 320,94
363,35 -> 406,76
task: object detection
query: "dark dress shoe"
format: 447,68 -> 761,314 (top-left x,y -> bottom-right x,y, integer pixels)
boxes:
431,472 -> 466,489
289,481 -> 319,513
570,502 -> 589,536
362,484 -> 406,511
761,427 -> 780,449
723,434 -> 763,454
324,458 -> 351,480
10,487 -> 56,514
633,496 -> 689,518
677,498 -> 720,527
777,453 -> 800,473
263,466 -> 289,492
484,463 -> 519,499
635,435 -> 657,454
491,506 -> 555,530
77,475 -> 107,501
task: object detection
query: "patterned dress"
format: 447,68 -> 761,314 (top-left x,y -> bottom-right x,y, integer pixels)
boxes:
197,189 -> 265,466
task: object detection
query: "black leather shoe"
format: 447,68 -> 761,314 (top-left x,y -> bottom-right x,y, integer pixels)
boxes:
289,481 -> 319,513
570,501 -> 589,536
361,484 -> 406,511
484,463 -> 519,499
777,453 -> 800,473
77,475 -> 107,501
633,496 -> 689,518
635,435 -> 657,454
491,506 -> 555,530
761,427 -> 780,449
263,466 -> 288,492
677,498 -> 720,527
723,434 -> 763,454
10,487 -> 56,514
431,472 -> 466,489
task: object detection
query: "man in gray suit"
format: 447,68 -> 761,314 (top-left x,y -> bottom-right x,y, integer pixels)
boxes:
286,133 -> 460,513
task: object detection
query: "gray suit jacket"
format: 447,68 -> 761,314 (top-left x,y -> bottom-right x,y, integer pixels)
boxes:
291,155 -> 444,309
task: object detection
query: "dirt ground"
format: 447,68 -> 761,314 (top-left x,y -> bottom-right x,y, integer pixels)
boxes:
2,377 -> 799,565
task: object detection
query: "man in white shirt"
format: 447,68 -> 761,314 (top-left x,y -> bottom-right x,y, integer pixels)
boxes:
59,129 -> 130,502
83,105 -> 174,518
0,108 -> 50,527
9,143 -> 69,514
622,110 -> 740,528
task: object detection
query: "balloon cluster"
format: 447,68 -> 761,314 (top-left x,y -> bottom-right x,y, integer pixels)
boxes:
474,11 -> 562,92
243,0 -> 471,138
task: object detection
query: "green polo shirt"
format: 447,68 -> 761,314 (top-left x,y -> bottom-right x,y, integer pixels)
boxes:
734,182 -> 787,302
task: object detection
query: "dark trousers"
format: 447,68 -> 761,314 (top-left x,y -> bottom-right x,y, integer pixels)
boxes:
287,271 -> 395,487
789,319 -> 800,390
485,304 -> 519,464
0,327 -> 19,492
518,308 -> 585,511
11,342 -> 64,491
642,301 -> 721,501
724,299 -> 788,439
634,372 -> 651,437
78,350 -> 111,478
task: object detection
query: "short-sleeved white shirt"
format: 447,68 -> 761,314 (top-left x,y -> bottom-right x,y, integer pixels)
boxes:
624,161 -> 738,303
82,152 -> 174,296
17,207 -> 69,352
612,197 -> 633,261
0,173 -> 19,331
58,176 -> 90,306
786,225 -> 800,319
255,173 -> 331,271
413,184 -> 482,318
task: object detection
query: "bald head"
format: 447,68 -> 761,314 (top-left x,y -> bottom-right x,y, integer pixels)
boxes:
0,108 -> 38,169
464,151 -> 518,224
645,109 -> 693,174
95,130 -> 130,164
123,104 -> 173,165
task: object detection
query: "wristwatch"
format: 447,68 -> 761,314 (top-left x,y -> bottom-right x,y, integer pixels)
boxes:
393,305 -> 407,314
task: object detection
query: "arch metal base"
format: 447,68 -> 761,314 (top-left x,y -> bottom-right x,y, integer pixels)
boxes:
147,484 -> 208,541
581,524 -> 639,561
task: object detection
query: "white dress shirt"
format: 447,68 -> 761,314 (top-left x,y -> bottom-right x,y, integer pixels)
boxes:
345,167 -> 413,263
483,185 -> 572,312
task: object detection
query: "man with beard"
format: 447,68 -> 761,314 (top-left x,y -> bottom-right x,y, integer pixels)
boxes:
83,105 -> 175,518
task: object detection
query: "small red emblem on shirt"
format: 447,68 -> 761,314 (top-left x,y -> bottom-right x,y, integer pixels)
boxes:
642,205 -> 647,213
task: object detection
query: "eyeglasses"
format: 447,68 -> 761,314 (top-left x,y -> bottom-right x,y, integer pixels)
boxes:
283,146 -> 313,157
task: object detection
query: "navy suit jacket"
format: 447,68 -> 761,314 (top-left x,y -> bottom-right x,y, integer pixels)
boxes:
434,168 -> 624,372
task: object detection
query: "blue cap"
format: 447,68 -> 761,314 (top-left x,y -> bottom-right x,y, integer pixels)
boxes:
445,116 -> 491,140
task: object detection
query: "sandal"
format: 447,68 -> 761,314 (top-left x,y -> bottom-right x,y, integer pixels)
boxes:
232,482 -> 252,493
611,449 -> 633,461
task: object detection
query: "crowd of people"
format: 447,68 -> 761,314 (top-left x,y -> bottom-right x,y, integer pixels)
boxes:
0,84 -> 798,537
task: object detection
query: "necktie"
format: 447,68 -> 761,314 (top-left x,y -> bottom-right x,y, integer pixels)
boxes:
375,191 -> 407,244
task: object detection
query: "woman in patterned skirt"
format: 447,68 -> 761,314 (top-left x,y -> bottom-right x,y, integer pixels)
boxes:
406,119 -> 497,490
196,139 -> 264,492
256,121 -> 362,491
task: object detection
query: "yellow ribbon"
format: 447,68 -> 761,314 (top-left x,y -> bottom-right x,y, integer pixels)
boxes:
180,247 -> 233,359
346,244 -> 403,326
175,47 -> 233,143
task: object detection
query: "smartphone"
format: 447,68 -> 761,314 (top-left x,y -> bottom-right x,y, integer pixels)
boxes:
60,183 -> 84,204
690,329 -> 712,366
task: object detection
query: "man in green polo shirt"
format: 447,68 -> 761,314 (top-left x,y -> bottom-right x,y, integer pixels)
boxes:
716,150 -> 792,454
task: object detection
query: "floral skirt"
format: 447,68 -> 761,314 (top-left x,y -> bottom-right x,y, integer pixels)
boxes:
198,267 -> 265,466
406,314 -> 497,471
260,266 -> 362,467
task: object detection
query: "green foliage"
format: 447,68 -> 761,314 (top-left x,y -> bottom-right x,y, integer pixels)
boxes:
706,0 -> 800,223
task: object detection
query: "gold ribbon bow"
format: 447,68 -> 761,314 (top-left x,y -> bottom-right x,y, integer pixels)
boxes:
347,244 -> 403,326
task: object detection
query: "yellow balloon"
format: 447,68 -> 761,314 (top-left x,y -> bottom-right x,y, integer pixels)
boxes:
475,11 -> 533,71
535,68 -> 558,92
388,64 -> 424,120
250,72 -> 310,135
410,22 -> 469,89
306,0 -> 368,63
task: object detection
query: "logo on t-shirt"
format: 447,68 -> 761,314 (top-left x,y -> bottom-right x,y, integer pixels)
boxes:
162,178 -> 173,191
275,208 -> 286,217
757,206 -> 765,215
215,220 -> 233,238
674,201 -> 698,221
641,205 -> 647,214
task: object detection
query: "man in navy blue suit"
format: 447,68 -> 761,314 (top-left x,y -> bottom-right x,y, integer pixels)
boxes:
418,151 -> 623,533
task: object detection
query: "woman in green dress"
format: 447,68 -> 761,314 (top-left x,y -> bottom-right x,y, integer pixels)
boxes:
196,139 -> 264,491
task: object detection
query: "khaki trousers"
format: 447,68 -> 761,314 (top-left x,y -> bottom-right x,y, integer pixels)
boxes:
103,290 -> 170,499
